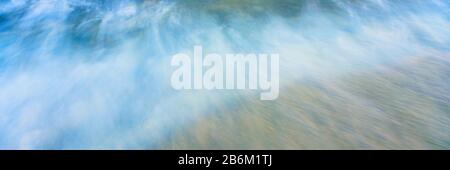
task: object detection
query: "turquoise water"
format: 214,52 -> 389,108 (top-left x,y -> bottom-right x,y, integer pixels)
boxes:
0,0 -> 449,149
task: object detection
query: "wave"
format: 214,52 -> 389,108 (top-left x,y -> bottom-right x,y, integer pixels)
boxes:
0,0 -> 449,149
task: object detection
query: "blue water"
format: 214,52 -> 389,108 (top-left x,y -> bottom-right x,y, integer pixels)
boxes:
0,0 -> 449,149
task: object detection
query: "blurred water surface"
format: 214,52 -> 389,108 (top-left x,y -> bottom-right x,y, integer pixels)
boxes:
0,0 -> 449,149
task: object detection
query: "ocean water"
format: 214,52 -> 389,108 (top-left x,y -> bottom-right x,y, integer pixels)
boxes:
0,0 -> 449,149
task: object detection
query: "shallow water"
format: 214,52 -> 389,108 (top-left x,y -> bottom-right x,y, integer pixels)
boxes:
0,0 -> 449,149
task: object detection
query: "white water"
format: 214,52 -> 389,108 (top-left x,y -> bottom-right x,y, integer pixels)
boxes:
0,0 -> 449,149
